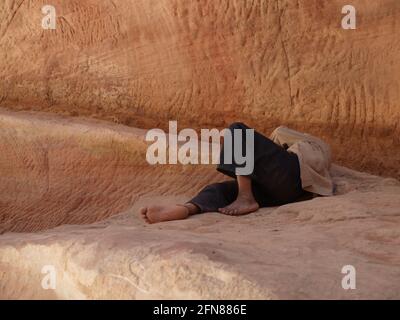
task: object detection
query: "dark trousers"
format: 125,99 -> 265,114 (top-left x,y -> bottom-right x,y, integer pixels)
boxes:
188,122 -> 307,213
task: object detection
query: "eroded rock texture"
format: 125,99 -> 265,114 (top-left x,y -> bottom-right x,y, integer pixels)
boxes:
0,0 -> 399,177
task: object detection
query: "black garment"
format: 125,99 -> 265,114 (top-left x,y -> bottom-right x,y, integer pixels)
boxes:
189,122 -> 307,213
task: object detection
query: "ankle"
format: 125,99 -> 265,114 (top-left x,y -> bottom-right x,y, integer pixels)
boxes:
237,192 -> 255,201
176,204 -> 190,216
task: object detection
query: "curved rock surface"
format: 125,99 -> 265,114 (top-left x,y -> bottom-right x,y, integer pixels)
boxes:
1,109 -> 400,299
0,0 -> 399,178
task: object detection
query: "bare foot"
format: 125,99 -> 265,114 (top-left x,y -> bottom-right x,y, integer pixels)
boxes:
140,205 -> 189,224
218,195 -> 259,216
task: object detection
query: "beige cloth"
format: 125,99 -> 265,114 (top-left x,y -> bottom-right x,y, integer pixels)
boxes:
270,126 -> 334,196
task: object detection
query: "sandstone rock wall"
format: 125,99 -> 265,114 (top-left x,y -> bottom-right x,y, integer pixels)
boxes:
0,0 -> 399,177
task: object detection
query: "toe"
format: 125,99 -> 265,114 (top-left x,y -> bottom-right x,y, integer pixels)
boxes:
219,208 -> 230,215
139,207 -> 152,223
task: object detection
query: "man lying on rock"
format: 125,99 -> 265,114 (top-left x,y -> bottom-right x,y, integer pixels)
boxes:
140,123 -> 333,224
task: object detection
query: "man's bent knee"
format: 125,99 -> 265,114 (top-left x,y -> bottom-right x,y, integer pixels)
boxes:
228,122 -> 249,130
